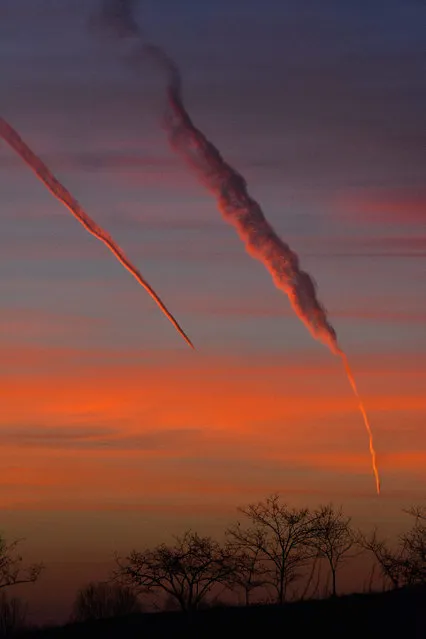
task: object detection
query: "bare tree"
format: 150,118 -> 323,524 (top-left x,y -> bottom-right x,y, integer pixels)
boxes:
114,531 -> 235,613
71,581 -> 142,622
400,506 -> 426,584
311,504 -> 356,597
225,544 -> 267,606
360,506 -> 426,589
360,529 -> 403,589
0,593 -> 27,638
299,556 -> 322,601
0,536 -> 43,591
227,495 -> 317,604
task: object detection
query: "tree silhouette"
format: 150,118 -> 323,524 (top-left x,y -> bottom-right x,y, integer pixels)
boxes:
400,506 -> 426,585
227,495 -> 317,604
0,592 -> 27,638
311,504 -> 356,597
114,531 -> 235,613
360,529 -> 403,589
361,506 -> 426,589
225,544 -> 267,606
71,582 -> 142,622
0,536 -> 43,591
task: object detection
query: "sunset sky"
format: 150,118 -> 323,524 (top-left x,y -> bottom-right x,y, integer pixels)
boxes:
0,0 -> 425,624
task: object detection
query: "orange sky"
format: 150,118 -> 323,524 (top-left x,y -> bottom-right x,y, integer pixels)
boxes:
1,345 -> 425,509
1,344 -> 425,623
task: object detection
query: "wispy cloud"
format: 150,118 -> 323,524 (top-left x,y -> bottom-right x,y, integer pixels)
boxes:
0,346 -> 424,446
298,235 -> 426,258
180,295 -> 426,324
335,188 -> 426,224
0,308 -> 104,340
0,424 -> 204,452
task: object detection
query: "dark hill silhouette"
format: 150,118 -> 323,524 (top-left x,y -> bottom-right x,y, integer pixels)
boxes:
23,586 -> 426,639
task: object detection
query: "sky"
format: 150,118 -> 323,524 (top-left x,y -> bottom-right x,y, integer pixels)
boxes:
0,0 -> 425,625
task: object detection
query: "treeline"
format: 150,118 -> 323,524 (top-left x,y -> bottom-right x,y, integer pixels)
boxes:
0,495 -> 425,633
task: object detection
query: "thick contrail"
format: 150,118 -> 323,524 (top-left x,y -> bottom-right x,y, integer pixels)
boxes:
94,0 -> 380,494
0,116 -> 194,349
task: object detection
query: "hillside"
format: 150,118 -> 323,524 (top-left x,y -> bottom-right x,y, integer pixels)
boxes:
25,586 -> 426,639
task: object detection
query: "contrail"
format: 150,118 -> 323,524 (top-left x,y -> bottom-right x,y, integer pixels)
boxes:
0,116 -> 194,349
93,0 -> 380,494
341,353 -> 380,495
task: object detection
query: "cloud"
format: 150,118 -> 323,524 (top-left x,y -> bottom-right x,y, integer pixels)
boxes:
0,148 -> 202,196
180,295 -> 426,324
300,235 -> 426,258
334,308 -> 426,324
334,188 -> 426,225
0,308 -> 104,340
0,424 -> 204,452
0,151 -> 175,172
0,345 -> 424,510
0,345 -> 424,445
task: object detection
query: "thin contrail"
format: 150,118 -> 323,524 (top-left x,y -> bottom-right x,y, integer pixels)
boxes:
93,0 -> 380,494
0,116 -> 194,349
341,353 -> 380,495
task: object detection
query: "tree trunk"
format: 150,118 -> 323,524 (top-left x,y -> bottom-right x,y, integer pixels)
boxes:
278,576 -> 285,605
331,568 -> 337,597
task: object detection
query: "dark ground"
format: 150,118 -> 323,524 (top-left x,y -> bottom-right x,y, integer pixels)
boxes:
23,587 -> 426,639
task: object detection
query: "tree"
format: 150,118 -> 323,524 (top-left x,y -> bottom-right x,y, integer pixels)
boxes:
0,536 -> 43,591
71,582 -> 142,622
0,592 -> 27,638
227,495 -> 317,604
360,506 -> 426,589
400,506 -> 426,584
360,529 -> 403,589
311,504 -> 355,597
225,544 -> 267,606
114,531 -> 235,613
